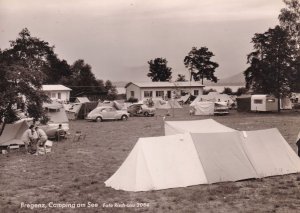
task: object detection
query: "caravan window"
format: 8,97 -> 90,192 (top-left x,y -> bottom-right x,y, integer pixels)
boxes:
267,98 -> 275,102
254,99 -> 263,104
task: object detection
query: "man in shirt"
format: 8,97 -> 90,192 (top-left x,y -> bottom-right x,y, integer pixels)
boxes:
35,126 -> 48,146
22,125 -> 38,154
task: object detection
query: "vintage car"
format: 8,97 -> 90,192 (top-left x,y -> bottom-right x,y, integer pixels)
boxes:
127,103 -> 156,117
214,102 -> 229,115
86,106 -> 129,122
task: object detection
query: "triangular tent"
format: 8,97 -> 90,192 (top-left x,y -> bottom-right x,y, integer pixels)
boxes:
0,120 -> 29,146
164,119 -> 236,135
167,100 -> 182,109
105,134 -> 207,191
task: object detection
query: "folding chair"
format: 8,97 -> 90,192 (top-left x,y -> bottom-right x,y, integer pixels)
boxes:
73,131 -> 86,142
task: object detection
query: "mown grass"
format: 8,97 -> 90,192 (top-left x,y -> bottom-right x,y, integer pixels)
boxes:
1,107 -> 300,212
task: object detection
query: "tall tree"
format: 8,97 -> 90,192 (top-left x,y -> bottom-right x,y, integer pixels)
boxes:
104,80 -> 118,100
244,26 -> 296,112
279,0 -> 300,92
184,47 -> 219,84
147,58 -> 172,82
5,28 -> 54,82
176,74 -> 187,82
65,59 -> 106,100
0,54 -> 50,135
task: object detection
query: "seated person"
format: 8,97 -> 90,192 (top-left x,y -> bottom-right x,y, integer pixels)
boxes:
55,124 -> 66,141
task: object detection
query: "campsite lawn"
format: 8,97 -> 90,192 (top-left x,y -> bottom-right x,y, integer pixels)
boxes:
1,107 -> 300,212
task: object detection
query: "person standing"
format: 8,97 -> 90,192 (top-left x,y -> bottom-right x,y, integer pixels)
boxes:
22,125 -> 38,154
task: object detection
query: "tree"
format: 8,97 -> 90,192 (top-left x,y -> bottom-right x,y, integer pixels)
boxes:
203,88 -> 217,95
104,80 -> 118,100
5,28 -> 54,82
147,58 -> 172,82
279,0 -> 300,92
244,26 -> 296,112
184,47 -> 219,84
222,87 -> 233,95
0,54 -> 50,135
235,87 -> 248,96
176,74 -> 187,82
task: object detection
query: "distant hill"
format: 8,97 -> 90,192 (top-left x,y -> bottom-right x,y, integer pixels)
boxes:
205,72 -> 245,86
113,72 -> 246,88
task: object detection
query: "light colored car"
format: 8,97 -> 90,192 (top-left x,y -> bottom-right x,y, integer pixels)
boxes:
86,106 -> 129,122
214,102 -> 229,115
127,103 -> 156,117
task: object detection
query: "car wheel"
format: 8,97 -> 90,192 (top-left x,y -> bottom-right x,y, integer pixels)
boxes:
96,117 -> 102,122
144,112 -> 149,117
121,115 -> 128,121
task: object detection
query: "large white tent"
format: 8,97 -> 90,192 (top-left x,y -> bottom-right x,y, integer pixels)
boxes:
164,119 -> 236,135
105,120 -> 300,192
0,120 -> 29,146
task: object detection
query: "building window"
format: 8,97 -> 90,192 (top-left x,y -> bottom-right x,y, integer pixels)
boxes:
51,93 -> 56,98
194,90 -> 199,96
57,92 -> 61,99
130,91 -> 134,97
156,91 -> 164,97
254,99 -> 263,104
144,91 -> 153,98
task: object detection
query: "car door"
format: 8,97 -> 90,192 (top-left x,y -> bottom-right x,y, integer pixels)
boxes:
100,107 -> 111,119
103,107 -> 116,119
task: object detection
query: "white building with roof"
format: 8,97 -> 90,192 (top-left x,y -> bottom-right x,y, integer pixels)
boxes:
125,82 -> 204,101
42,85 -> 72,102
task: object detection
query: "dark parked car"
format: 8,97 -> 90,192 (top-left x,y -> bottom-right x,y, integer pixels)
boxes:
127,103 -> 155,117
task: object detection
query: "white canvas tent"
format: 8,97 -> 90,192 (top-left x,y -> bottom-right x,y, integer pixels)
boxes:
164,119 -> 236,135
105,134 -> 207,191
191,92 -> 233,107
192,102 -> 215,115
0,120 -> 29,146
105,127 -> 300,191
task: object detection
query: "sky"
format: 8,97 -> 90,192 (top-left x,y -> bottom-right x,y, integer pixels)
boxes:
0,0 -> 285,82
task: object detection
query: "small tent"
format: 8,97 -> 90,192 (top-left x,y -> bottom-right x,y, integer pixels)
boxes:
165,119 -> 236,135
105,128 -> 300,191
153,99 -> 171,109
75,97 -> 90,103
192,102 -> 215,115
280,97 -> 292,110
0,120 -> 29,146
191,92 -> 233,107
168,99 -> 182,109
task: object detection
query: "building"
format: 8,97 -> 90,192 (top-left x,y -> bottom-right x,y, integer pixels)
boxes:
42,85 -> 72,102
125,82 -> 204,100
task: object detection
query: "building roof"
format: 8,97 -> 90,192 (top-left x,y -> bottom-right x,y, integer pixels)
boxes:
126,82 -> 204,88
42,85 -> 72,91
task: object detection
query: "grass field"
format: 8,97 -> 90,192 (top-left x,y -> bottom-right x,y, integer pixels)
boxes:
1,107 -> 300,212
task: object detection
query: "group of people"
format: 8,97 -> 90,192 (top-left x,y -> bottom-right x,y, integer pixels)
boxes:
22,125 -> 48,155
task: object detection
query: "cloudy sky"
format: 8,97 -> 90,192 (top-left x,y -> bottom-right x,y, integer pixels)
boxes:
0,0 -> 285,82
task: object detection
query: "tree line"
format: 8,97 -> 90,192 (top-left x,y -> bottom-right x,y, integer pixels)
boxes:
0,28 -> 117,130
146,0 -> 300,113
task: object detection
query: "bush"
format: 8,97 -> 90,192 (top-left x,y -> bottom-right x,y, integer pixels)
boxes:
40,115 -> 50,125
127,97 -> 138,103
